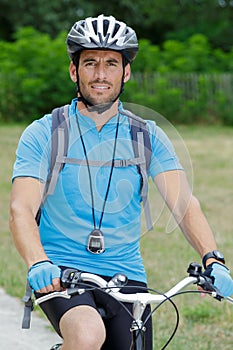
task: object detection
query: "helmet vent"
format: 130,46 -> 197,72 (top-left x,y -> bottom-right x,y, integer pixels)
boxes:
112,23 -> 120,37
92,20 -> 98,35
103,20 -> 109,36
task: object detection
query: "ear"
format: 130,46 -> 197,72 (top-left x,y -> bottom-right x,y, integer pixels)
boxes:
123,63 -> 131,83
69,62 -> 77,83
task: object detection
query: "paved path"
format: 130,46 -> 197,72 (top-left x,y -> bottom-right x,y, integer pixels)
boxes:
0,288 -> 62,349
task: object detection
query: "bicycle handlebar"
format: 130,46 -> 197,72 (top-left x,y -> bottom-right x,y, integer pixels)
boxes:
35,263 -> 233,306
34,263 -> 233,350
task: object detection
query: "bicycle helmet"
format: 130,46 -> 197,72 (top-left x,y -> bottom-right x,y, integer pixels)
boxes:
66,14 -> 138,64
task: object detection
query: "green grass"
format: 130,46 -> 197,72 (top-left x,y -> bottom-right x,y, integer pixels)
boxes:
0,124 -> 28,297
1,123 -> 233,349
141,125 -> 233,349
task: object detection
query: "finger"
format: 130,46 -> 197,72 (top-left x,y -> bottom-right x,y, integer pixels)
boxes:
52,278 -> 61,291
36,284 -> 54,294
197,286 -> 207,298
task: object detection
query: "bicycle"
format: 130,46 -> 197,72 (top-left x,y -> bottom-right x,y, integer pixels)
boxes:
35,262 -> 233,350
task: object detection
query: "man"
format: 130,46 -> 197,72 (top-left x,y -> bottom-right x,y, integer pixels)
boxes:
10,14 -> 233,350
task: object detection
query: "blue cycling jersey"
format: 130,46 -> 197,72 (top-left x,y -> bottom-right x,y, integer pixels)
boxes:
12,99 -> 183,283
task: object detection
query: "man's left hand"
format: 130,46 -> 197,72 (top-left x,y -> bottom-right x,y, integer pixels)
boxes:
203,262 -> 233,297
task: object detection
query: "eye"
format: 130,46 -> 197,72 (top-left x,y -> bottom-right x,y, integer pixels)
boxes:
86,61 -> 96,66
106,60 -> 119,67
82,59 -> 96,67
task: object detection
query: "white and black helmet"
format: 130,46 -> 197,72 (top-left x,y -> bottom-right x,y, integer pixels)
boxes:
66,14 -> 138,63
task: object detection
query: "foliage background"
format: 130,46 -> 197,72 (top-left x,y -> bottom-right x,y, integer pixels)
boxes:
1,0 -> 233,51
0,2 -> 233,348
0,0 -> 233,124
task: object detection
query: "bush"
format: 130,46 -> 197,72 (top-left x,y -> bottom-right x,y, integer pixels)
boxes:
0,28 -> 232,124
0,27 -> 74,122
122,73 -> 233,125
132,34 -> 233,75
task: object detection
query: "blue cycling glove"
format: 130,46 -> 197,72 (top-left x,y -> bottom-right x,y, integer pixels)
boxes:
28,260 -> 61,291
204,262 -> 233,297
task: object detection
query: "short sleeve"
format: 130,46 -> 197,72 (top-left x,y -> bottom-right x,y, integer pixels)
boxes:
12,115 -> 52,182
146,120 -> 183,179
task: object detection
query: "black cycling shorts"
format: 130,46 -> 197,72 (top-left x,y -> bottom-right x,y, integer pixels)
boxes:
36,267 -> 153,350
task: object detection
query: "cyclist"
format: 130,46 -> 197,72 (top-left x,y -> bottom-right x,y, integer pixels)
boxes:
10,14 -> 233,350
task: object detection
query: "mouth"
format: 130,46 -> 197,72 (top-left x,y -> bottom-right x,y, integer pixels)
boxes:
90,82 -> 112,91
93,86 -> 109,91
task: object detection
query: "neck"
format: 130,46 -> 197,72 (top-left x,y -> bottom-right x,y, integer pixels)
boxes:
77,99 -> 119,131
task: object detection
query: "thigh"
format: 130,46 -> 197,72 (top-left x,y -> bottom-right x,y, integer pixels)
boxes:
37,290 -> 97,337
60,305 -> 106,349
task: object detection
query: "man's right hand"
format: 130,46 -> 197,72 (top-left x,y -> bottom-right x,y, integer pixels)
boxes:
28,260 -> 61,293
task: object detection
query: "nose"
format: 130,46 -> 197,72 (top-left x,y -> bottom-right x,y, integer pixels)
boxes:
94,62 -> 107,80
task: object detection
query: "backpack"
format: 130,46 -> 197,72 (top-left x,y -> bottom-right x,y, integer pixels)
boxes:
36,104 -> 153,231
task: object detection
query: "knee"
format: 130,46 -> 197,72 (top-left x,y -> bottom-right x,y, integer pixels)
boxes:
60,306 -> 106,350
79,321 -> 106,349
63,323 -> 105,350
82,331 -> 105,349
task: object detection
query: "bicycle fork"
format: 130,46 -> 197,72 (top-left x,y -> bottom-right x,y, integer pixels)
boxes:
130,301 -> 147,350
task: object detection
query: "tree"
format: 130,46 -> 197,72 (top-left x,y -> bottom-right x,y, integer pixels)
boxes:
0,0 -> 94,40
1,0 -> 232,51
163,0 -> 233,51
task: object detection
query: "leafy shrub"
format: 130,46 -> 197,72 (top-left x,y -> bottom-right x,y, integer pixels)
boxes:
0,28 -> 232,124
0,27 -> 74,122
123,73 -> 233,125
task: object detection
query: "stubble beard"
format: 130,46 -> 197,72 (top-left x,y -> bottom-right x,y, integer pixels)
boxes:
79,81 -> 122,111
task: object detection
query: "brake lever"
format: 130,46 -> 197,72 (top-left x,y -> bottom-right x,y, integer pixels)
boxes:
198,274 -> 224,301
187,262 -> 223,301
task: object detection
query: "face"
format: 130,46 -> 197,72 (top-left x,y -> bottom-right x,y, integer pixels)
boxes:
70,50 -> 131,107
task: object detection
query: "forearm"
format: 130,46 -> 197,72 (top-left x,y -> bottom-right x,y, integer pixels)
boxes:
9,177 -> 49,268
10,207 -> 48,268
154,171 -> 218,260
178,195 -> 217,258
10,202 -> 61,293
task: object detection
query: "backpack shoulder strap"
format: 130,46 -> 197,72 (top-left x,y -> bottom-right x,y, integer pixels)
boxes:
45,104 -> 70,199
121,108 -> 153,231
50,105 -> 69,172
35,105 -> 70,225
31,105 -> 70,324
21,280 -> 33,329
121,107 -> 152,171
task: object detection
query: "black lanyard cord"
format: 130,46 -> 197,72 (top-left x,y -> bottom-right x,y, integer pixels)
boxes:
76,112 -> 120,230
